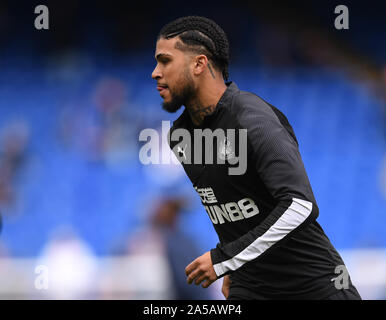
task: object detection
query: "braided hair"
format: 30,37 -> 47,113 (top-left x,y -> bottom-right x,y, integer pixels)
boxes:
158,16 -> 230,81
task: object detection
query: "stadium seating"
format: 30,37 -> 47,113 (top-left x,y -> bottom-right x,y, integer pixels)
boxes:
0,59 -> 384,256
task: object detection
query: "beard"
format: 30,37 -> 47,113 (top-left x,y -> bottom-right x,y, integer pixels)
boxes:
162,70 -> 196,113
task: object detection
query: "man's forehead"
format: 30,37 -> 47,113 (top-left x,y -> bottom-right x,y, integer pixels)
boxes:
155,37 -> 180,57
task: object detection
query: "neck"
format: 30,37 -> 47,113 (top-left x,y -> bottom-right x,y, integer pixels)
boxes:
186,80 -> 227,126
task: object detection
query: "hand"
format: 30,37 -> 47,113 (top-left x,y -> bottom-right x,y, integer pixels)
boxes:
222,275 -> 231,299
185,251 -> 218,288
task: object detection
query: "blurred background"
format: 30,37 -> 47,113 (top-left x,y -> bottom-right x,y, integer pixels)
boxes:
0,0 -> 385,299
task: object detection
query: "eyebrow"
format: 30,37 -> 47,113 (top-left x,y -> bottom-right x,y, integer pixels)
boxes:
155,53 -> 173,61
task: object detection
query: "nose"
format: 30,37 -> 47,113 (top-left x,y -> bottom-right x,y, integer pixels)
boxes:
152,64 -> 162,80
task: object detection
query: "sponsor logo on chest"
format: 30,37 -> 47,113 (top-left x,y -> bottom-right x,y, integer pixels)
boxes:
195,186 -> 259,224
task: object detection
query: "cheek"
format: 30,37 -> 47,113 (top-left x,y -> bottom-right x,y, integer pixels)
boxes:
167,62 -> 189,90
162,66 -> 174,86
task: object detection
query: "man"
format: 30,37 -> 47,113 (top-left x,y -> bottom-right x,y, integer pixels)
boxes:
151,16 -> 361,300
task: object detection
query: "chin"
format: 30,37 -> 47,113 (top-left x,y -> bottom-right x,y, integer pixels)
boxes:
162,101 -> 183,113
162,97 -> 170,104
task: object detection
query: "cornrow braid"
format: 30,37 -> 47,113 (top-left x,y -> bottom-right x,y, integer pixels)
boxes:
158,16 -> 230,81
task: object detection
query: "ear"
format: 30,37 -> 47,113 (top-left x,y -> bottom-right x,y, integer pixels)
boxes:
193,54 -> 208,76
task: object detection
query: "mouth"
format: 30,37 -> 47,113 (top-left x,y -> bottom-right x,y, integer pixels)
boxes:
157,84 -> 168,95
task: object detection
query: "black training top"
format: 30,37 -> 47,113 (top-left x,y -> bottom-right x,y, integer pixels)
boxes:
168,81 -> 351,299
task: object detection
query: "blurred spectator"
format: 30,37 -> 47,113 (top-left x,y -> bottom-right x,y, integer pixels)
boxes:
0,120 -> 30,211
92,77 -> 143,168
57,76 -> 143,168
127,197 -> 213,300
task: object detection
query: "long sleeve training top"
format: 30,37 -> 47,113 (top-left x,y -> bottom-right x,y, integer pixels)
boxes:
168,82 -> 350,299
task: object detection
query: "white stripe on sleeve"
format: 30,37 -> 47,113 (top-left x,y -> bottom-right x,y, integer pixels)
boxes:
213,198 -> 313,276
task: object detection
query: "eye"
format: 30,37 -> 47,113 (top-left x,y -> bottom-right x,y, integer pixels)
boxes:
159,57 -> 171,64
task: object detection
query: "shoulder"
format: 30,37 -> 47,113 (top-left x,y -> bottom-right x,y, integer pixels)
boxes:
228,90 -> 282,129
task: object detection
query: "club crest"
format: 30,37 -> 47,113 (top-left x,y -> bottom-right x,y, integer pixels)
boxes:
219,137 -> 235,161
